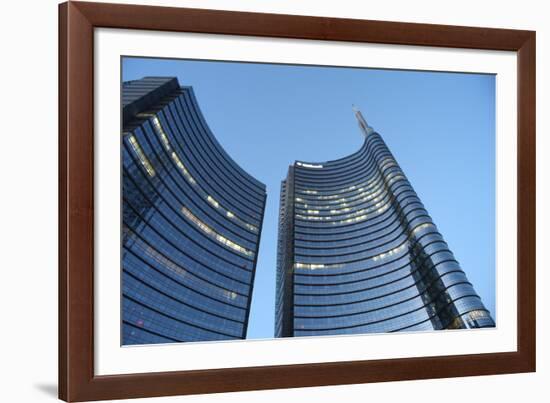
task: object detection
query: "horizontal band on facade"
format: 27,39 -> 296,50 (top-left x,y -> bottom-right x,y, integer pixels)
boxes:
294,196 -> 425,238
123,166 -> 257,263
124,241 -> 249,304
124,269 -> 246,323
294,219 -> 440,266
294,146 -> 394,189
295,213 -> 435,258
294,229 -> 452,279
294,294 -> 485,333
126,131 -> 262,241
391,308 -> 494,333
295,208 -> 431,250
294,141 -> 395,189
294,132 -> 386,174
140,103 -> 266,218
295,258 -> 464,303
295,280 -> 475,319
296,268 -> 472,311
295,174 -> 410,222
123,320 -> 181,343
294,166 -> 408,213
294,185 -> 423,231
123,201 -> 254,284
124,294 -> 243,339
294,243 -> 455,291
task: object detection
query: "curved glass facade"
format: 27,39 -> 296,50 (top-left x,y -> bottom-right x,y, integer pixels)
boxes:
121,77 -> 266,345
275,109 -> 494,337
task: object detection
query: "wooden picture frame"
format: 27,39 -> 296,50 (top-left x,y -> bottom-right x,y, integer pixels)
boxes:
59,1 -> 536,401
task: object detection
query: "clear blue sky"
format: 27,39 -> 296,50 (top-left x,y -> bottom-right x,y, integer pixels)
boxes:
123,57 -> 496,339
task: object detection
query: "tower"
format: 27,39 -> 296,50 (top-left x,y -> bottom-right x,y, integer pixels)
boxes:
121,77 -> 266,344
275,108 -> 494,337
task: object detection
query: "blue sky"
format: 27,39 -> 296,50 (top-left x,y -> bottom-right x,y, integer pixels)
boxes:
123,57 -> 496,339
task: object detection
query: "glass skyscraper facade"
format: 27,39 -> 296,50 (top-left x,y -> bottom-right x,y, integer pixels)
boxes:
275,108 -> 495,337
122,77 -> 266,345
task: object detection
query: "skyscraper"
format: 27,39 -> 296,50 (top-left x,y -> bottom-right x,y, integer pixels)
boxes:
275,108 -> 494,337
122,77 -> 266,345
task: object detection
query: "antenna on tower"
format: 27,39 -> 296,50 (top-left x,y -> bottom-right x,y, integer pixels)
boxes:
352,105 -> 374,136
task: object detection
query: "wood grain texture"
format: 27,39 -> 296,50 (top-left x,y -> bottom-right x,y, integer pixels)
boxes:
59,2 -> 95,401
516,32 -> 536,370
58,4 -> 68,400
58,1 -> 536,401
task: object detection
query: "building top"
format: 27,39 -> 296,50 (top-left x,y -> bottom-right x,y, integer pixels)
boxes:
294,106 -> 375,169
352,105 -> 375,137
122,76 -> 180,126
121,76 -> 267,192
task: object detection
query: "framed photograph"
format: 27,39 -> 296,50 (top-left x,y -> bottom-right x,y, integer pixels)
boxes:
59,1 -> 536,401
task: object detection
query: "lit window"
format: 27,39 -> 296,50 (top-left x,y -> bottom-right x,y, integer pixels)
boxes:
468,310 -> 490,321
128,135 -> 155,177
141,244 -> 243,297
315,194 -> 339,200
336,214 -> 368,224
135,112 -> 259,234
152,117 -> 171,151
139,112 -> 196,185
222,290 -> 238,300
296,162 -> 323,168
244,223 -> 257,232
292,162 -> 405,201
377,205 -> 389,214
206,195 -> 258,232
181,206 -> 254,257
294,262 -> 341,270
145,246 -> 186,276
207,195 -> 220,208
296,214 -> 332,221
370,242 -> 408,263
170,152 -> 196,184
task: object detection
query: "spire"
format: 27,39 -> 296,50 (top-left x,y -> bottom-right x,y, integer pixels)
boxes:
352,105 -> 375,137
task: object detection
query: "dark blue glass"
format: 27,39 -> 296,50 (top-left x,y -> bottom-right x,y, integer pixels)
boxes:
275,110 -> 494,337
121,77 -> 266,345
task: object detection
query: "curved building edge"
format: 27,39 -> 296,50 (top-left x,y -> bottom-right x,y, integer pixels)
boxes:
121,76 -> 266,345
275,110 -> 494,337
